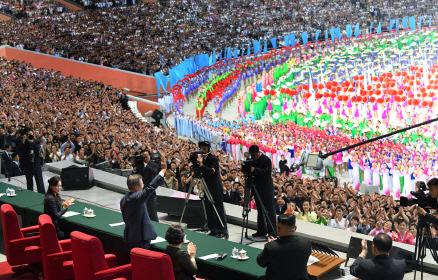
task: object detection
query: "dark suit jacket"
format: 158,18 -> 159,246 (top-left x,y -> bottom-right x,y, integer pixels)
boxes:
223,190 -> 239,205
257,235 -> 311,280
199,153 -> 222,196
350,254 -> 406,280
10,161 -> 21,177
44,195 -> 67,233
120,174 -> 164,243
275,204 -> 287,215
1,151 -> 12,174
164,245 -> 197,280
10,136 -> 42,171
251,154 -> 274,196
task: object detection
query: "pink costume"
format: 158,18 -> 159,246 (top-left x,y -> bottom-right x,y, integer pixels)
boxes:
283,99 -> 288,111
328,105 -> 333,114
341,109 -> 347,116
335,101 -> 340,109
373,102 -> 378,111
347,99 -> 353,108
267,101 -> 273,111
316,106 -> 322,115
354,108 -> 359,118
382,110 -> 387,119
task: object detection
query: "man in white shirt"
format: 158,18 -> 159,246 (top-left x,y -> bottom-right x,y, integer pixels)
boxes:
62,146 -> 75,162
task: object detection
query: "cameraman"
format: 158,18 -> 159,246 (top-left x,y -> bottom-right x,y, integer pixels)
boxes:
10,127 -> 45,194
417,178 -> 438,225
197,141 -> 228,238
135,150 -> 159,222
249,145 -> 277,238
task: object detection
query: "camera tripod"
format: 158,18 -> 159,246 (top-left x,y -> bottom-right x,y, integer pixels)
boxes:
240,176 -> 277,244
180,170 -> 229,239
413,216 -> 438,280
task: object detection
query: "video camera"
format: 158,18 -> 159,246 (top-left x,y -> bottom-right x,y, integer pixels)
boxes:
189,149 -> 204,171
17,125 -> 34,140
242,152 -> 254,177
400,181 -> 437,210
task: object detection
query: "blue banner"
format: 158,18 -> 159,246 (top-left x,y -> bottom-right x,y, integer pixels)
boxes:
377,22 -> 381,33
402,18 -> 408,29
409,16 -> 415,31
212,50 -> 216,65
290,34 -> 296,46
315,30 -> 321,41
263,40 -> 267,54
396,19 -> 399,33
389,19 -> 394,30
301,32 -> 308,45
154,72 -> 163,97
354,24 -> 360,37
247,43 -> 251,56
162,74 -> 169,92
370,22 -> 373,34
346,25 -> 351,38
325,29 -> 328,40
284,35 -> 290,47
234,47 -> 238,58
330,28 -> 335,42
335,27 -> 340,40
419,16 -> 422,30
227,47 -> 232,59
430,15 -> 432,27
270,38 -> 277,49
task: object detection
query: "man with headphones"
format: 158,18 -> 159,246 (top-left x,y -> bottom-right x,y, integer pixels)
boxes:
196,141 -> 228,238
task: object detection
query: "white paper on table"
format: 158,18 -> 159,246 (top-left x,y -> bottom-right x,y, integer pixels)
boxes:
63,211 -> 81,218
307,255 -> 320,266
199,253 -> 219,260
109,222 -> 125,227
150,236 -> 166,244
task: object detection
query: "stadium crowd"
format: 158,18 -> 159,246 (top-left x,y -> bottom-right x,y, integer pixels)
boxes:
0,0 -> 437,75
0,0 -> 68,18
0,56 -> 434,246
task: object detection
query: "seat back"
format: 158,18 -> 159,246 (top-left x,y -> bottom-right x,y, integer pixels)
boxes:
1,204 -> 24,260
39,214 -> 63,276
71,231 -> 109,280
131,248 -> 174,280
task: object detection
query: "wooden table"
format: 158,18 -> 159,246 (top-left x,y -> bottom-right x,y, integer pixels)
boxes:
308,252 -> 345,279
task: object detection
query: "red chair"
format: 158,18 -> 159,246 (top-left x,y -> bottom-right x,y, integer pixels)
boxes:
0,204 -> 42,277
70,231 -> 132,280
38,214 -> 74,280
130,248 -> 174,280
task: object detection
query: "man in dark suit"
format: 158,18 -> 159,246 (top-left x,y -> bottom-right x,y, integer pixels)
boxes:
257,214 -> 311,280
249,145 -> 277,238
136,150 -> 159,222
222,179 -> 239,205
350,234 -> 406,280
120,159 -> 166,250
1,144 -> 12,175
197,141 -> 228,238
9,153 -> 21,177
10,128 -> 45,193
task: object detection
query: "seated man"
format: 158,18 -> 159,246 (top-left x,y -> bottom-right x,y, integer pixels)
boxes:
350,234 -> 406,280
257,214 -> 311,280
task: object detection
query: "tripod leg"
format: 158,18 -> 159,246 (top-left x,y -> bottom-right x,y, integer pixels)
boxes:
199,179 -> 228,238
179,179 -> 197,225
251,182 -> 277,238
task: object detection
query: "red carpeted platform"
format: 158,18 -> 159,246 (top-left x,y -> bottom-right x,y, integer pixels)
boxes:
0,262 -> 39,280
